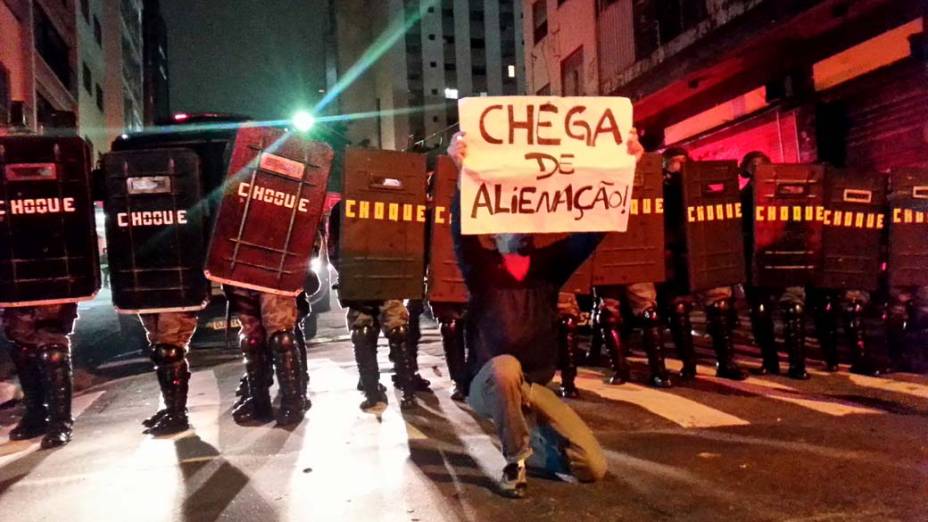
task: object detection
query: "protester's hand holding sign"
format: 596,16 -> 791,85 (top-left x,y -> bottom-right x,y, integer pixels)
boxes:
453,96 -> 639,235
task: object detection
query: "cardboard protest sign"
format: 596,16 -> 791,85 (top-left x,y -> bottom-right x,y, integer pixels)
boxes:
458,96 -> 636,235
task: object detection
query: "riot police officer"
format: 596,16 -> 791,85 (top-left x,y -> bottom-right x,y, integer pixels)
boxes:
596,282 -> 672,387
4,305 -> 79,448
138,312 -> 198,434
661,148 -> 747,381
740,151 -> 809,379
228,287 -> 310,425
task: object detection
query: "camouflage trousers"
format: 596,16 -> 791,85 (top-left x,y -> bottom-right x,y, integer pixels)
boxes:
3,304 -> 78,349
557,292 -> 582,320
345,299 -> 409,335
597,282 -> 659,318
889,286 -> 928,325
226,286 -> 298,341
661,285 -> 733,310
138,312 -> 198,347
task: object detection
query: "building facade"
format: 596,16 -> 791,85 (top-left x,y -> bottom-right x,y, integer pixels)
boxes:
326,0 -> 526,151
141,0 -> 168,125
1,0 -> 80,131
524,0 -> 928,171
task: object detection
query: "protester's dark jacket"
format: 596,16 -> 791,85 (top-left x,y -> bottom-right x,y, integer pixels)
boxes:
451,190 -> 604,385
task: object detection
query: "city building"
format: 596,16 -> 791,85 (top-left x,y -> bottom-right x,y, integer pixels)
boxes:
1,0 -> 80,131
1,0 -> 145,157
141,0 -> 169,125
524,0 -> 927,171
325,0 -> 526,151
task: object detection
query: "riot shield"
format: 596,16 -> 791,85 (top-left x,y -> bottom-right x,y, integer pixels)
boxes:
427,156 -> 468,304
818,167 -> 886,291
592,153 -> 665,287
888,167 -> 928,288
0,136 -> 99,307
338,148 -> 426,301
682,160 -> 745,292
103,149 -> 210,313
205,127 -> 333,295
752,164 -> 824,287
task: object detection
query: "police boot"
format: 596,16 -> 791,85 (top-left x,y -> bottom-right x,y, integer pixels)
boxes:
557,316 -> 581,398
846,301 -> 880,376
388,326 -> 417,409
707,299 -> 748,381
399,317 -> 430,392
9,344 -> 48,441
815,297 -> 841,372
600,313 -> 629,385
232,335 -> 273,424
782,304 -> 809,380
440,319 -> 468,401
886,303 -> 913,373
750,300 -> 780,375
353,325 -> 387,411
640,308 -> 672,388
270,331 -> 309,426
37,345 -> 73,449
145,344 -> 191,435
670,302 -> 698,380
295,323 -> 310,397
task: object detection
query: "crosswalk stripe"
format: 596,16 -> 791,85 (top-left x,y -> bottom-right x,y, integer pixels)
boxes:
659,359 -> 884,417
807,369 -> 928,401
574,369 -> 751,428
0,390 -> 105,467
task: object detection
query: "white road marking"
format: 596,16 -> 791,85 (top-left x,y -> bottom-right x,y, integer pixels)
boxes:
574,369 -> 751,428
809,368 -> 928,401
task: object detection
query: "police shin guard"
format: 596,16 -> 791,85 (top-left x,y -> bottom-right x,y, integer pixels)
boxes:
388,326 -> 417,409
270,331 -> 309,426
9,344 -> 48,441
750,301 -> 780,375
440,319 -> 467,401
144,344 -> 191,435
640,308 -> 672,388
600,316 -> 629,385
37,345 -> 73,449
352,325 -> 386,411
707,299 -> 747,381
585,301 -> 606,366
782,304 -> 809,380
670,302 -> 698,380
557,316 -> 581,398
233,335 -> 273,424
846,301 -> 880,376
886,304 -> 913,373
815,298 -> 841,372
400,316 -> 430,392
295,325 -> 310,397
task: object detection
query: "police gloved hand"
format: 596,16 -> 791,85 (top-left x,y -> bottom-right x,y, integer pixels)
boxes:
627,127 -> 644,162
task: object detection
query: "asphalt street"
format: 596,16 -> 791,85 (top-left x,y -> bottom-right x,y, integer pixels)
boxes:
0,306 -> 926,521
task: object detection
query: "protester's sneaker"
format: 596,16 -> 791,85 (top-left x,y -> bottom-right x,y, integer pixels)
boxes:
499,461 -> 527,499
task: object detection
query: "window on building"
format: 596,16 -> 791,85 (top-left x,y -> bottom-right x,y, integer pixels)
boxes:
634,0 -> 708,60
81,0 -> 89,22
507,64 -> 516,78
82,63 -> 92,94
561,47 -> 584,96
94,16 -> 102,45
430,61 -> 437,67
0,64 -> 9,125
444,87 -> 459,100
33,5 -> 72,89
95,84 -> 104,111
471,38 -> 486,49
532,1 -> 548,43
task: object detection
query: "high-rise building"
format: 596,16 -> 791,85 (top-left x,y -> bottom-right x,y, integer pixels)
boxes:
524,0 -> 927,171
325,0 -> 526,151
1,0 -> 80,131
102,0 -> 143,144
75,0 -> 108,155
141,0 -> 168,125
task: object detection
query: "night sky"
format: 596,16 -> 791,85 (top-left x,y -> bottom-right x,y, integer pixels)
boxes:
161,0 -> 328,121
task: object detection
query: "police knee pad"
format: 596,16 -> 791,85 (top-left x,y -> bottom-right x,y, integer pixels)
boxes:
386,325 -> 408,343
38,344 -> 69,366
639,307 -> 661,326
351,325 -> 379,346
439,319 -> 459,337
560,315 -> 578,331
845,299 -> 866,317
781,302 -> 804,319
240,333 -> 266,356
268,330 -> 297,353
150,344 -> 186,366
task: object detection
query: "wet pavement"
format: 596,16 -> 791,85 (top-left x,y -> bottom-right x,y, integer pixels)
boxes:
0,304 -> 926,521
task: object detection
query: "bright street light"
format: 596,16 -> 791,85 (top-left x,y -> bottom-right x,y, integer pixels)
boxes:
292,110 -> 316,132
